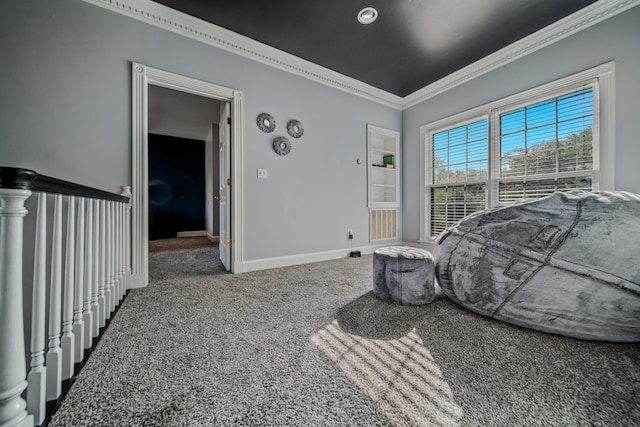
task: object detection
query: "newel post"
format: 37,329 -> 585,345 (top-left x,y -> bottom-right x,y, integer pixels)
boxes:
0,180 -> 35,426
121,186 -> 132,289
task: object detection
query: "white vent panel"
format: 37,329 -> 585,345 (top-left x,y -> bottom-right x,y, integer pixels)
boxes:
369,208 -> 398,241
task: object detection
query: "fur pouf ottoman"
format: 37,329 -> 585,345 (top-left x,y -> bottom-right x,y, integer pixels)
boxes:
373,246 -> 434,305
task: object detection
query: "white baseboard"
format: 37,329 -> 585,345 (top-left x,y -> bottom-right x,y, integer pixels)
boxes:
206,233 -> 220,243
240,242 -> 404,273
177,230 -> 207,238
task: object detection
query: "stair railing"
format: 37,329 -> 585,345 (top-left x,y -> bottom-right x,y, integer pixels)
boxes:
0,167 -> 132,427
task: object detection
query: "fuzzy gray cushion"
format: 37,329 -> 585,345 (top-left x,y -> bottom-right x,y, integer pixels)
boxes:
373,246 -> 435,305
434,190 -> 640,342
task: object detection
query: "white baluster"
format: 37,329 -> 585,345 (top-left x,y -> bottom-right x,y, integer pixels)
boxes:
111,202 -> 117,307
110,202 -> 117,313
120,203 -> 126,300
82,199 -> 93,350
27,193 -> 47,426
91,199 -> 100,338
106,204 -> 112,319
0,188 -> 33,427
72,199 -> 85,363
117,203 -> 123,302
46,194 -> 63,401
61,196 -> 75,380
121,202 -> 127,296
112,202 -> 118,305
104,201 -> 114,316
111,202 -> 118,306
98,200 -> 107,328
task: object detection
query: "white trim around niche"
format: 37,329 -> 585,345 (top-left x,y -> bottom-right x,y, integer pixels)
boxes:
131,62 -> 245,286
85,0 -> 636,110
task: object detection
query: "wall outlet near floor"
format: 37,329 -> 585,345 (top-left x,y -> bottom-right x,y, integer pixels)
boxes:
347,229 -> 353,240
257,168 -> 268,179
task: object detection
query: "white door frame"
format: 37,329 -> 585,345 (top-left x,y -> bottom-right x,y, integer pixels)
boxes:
131,62 -> 244,286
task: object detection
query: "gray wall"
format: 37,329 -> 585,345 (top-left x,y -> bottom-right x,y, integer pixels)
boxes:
402,5 -> 640,242
148,85 -> 221,141
0,0 -> 401,262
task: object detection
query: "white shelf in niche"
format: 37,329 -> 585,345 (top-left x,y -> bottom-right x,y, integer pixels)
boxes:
371,148 -> 395,154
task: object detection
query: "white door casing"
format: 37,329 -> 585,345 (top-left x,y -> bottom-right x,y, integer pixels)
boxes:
131,62 -> 244,285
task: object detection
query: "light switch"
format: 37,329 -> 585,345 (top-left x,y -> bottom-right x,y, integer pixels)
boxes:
257,168 -> 268,179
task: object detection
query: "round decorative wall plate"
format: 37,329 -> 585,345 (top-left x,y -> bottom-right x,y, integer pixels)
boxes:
256,113 -> 276,133
272,136 -> 291,156
286,119 -> 304,138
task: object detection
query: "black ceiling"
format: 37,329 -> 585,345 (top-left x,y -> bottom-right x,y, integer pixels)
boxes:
152,0 -> 597,97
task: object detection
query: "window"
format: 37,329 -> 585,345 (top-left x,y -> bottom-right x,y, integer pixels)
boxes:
429,118 -> 488,236
421,63 -> 614,240
497,86 -> 595,204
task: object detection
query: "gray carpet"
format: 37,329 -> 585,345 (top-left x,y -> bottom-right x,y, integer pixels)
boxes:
50,246 -> 640,426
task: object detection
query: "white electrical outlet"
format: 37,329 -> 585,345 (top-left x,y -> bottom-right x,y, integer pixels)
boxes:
257,168 -> 268,179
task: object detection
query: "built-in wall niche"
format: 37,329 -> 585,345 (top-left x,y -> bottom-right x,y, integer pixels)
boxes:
367,125 -> 400,208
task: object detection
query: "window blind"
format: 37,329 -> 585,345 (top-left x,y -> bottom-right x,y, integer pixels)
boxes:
499,176 -> 592,204
499,87 -> 594,201
429,119 -> 488,236
430,184 -> 485,236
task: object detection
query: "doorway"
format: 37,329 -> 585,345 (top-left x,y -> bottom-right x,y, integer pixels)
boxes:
131,63 -> 244,287
147,85 -> 220,241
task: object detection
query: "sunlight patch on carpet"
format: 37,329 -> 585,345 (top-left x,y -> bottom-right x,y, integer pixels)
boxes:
339,283 -> 353,289
311,320 -> 463,426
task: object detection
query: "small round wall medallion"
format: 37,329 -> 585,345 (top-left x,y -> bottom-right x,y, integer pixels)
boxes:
256,113 -> 276,133
272,136 -> 291,156
286,119 -> 304,138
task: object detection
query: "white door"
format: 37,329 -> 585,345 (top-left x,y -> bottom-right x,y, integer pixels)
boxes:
218,102 -> 231,270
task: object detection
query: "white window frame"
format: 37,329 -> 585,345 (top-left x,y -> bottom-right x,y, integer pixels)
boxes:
419,61 -> 615,242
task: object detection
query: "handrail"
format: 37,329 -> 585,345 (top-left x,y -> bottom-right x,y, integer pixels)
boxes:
0,167 -> 129,203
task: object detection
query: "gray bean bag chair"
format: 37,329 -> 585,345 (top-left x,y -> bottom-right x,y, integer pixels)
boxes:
434,190 -> 640,342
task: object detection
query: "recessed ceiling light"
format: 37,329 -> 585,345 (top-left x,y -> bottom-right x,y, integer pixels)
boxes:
357,7 -> 378,24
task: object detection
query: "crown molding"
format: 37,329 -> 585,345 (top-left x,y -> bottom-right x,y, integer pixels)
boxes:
402,0 -> 639,109
81,0 -> 637,111
80,0 -> 403,109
